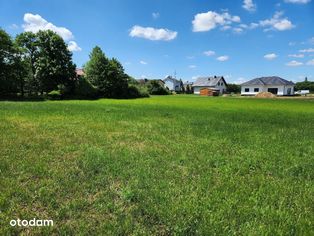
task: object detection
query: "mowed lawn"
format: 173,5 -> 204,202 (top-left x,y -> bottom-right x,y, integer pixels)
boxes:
0,95 -> 313,235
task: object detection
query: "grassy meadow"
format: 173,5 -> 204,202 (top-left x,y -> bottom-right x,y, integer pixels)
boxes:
0,95 -> 313,235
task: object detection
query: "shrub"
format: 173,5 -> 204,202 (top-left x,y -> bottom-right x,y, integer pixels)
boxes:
147,80 -> 170,95
126,85 -> 149,98
226,84 -> 241,94
73,76 -> 99,99
47,90 -> 62,100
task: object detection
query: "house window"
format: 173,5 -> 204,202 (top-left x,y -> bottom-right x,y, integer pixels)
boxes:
245,88 -> 250,92
254,88 -> 259,92
268,88 -> 278,94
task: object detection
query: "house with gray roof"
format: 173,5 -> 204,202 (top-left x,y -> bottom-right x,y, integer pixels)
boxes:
192,76 -> 227,95
241,76 -> 295,96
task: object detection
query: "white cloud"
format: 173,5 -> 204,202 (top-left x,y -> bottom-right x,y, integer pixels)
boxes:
284,0 -> 311,4
239,23 -> 259,30
23,13 -> 74,40
310,37 -> 314,44
152,12 -> 160,19
67,41 -> 82,52
286,60 -> 303,66
130,25 -> 177,41
243,0 -> 257,12
264,53 -> 278,60
203,50 -> 216,56
307,59 -> 314,65
192,11 -> 240,32
221,25 -> 232,31
259,11 -> 294,31
233,27 -> 244,34
299,48 -> 314,53
140,60 -> 148,65
189,65 -> 197,69
217,56 -> 229,61
288,54 -> 304,58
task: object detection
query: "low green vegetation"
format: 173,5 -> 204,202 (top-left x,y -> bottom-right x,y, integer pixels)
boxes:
295,77 -> 314,93
0,96 -> 313,235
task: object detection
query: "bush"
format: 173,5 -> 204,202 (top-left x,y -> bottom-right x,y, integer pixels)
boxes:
147,80 -> 170,95
150,86 -> 170,95
226,84 -> 241,94
47,90 -> 62,100
126,85 -> 149,98
128,85 -> 150,98
73,76 -> 99,99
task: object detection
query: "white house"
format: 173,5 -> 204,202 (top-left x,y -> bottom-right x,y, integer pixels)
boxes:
192,76 -> 227,95
241,76 -> 295,96
163,76 -> 183,92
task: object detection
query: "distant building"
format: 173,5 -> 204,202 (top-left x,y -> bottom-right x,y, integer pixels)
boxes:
163,76 -> 183,92
241,76 -> 295,96
192,76 -> 227,95
75,69 -> 85,78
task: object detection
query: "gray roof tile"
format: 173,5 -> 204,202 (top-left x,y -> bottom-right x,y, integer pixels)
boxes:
193,76 -> 224,87
241,76 -> 295,86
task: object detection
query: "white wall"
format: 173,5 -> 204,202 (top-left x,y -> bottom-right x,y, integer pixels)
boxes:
217,79 -> 227,94
241,85 -> 295,96
193,87 -> 201,94
164,79 -> 181,91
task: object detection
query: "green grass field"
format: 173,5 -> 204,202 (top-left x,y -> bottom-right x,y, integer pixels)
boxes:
1,95 -> 313,235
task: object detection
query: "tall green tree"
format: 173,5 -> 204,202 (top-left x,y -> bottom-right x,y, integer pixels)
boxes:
11,43 -> 31,97
84,46 -> 109,92
84,47 -> 129,98
15,32 -> 39,94
106,58 -> 128,98
0,29 -> 18,95
35,30 -> 76,93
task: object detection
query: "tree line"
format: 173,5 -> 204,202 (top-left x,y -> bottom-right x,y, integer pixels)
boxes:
0,28 -> 150,99
295,77 -> 314,93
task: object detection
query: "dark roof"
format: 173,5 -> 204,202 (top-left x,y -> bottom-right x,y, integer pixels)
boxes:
241,76 -> 295,86
192,76 -> 226,87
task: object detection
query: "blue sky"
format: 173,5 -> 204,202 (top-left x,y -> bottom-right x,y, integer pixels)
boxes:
1,0 -> 313,83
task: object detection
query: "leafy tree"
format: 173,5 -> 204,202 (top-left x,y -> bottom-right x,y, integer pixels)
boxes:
179,79 -> 185,93
11,44 -> 31,97
226,83 -> 241,93
15,32 -> 39,94
105,58 -> 128,98
185,84 -> 193,94
35,30 -> 76,93
295,78 -> 314,93
85,47 -> 128,98
84,46 -> 109,91
0,29 -> 19,96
